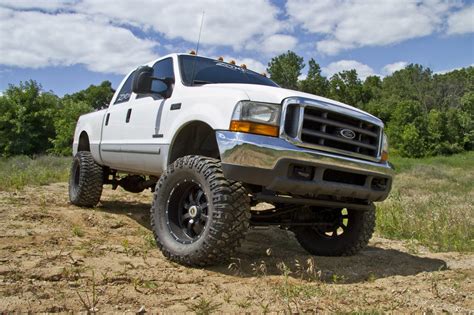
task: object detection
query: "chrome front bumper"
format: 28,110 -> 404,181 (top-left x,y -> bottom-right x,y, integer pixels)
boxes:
216,131 -> 394,202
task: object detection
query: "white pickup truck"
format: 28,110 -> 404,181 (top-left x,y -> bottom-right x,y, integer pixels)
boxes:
70,53 -> 393,266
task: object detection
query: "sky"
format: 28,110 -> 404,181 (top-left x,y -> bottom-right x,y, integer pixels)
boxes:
0,0 -> 473,96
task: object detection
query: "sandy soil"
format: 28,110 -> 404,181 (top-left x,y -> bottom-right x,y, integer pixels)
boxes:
0,183 -> 472,313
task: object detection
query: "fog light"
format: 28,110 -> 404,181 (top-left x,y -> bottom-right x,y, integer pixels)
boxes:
291,165 -> 315,181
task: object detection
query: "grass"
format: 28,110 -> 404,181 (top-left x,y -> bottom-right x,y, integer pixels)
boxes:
0,155 -> 70,190
72,225 -> 85,237
376,151 -> 474,252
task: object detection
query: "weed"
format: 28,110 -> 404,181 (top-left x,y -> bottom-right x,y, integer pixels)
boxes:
235,298 -> 252,309
223,292 -> 232,304
275,262 -> 321,313
258,301 -> 271,314
72,225 -> 85,237
142,231 -> 156,249
331,273 -> 345,283
250,260 -> 268,277
76,270 -> 101,313
121,239 -> 139,256
366,273 -> 377,283
187,297 -> 221,315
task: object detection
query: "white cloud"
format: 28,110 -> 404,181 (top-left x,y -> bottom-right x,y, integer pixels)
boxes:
0,7 -> 157,74
446,5 -> 474,35
75,0 -> 283,51
382,61 -> 409,75
0,0 -> 73,11
434,63 -> 474,74
286,0 -> 458,55
322,60 -> 377,80
0,0 -> 285,73
256,34 -> 298,55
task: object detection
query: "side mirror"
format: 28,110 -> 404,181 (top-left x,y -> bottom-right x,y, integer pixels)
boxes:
132,66 -> 154,94
132,66 -> 173,98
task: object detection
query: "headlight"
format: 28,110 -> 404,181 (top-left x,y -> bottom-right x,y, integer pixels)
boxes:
381,132 -> 389,162
230,101 -> 281,137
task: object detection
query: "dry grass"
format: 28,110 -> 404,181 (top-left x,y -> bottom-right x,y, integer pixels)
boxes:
376,152 -> 474,252
0,155 -> 70,191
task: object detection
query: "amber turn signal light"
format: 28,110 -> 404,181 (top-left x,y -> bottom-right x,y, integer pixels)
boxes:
381,151 -> 389,162
229,120 -> 279,137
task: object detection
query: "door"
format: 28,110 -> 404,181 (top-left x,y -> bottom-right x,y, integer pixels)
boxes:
100,71 -> 135,169
120,57 -> 176,174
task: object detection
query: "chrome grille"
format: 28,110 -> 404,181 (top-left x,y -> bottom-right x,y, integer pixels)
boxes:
283,102 -> 382,160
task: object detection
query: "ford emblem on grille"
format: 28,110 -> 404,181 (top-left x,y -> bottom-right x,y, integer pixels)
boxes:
339,128 -> 356,139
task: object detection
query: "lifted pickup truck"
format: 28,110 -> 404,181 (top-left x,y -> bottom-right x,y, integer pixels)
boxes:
70,53 -> 393,266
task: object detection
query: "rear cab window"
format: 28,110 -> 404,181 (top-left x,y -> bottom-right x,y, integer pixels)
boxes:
114,71 -> 135,105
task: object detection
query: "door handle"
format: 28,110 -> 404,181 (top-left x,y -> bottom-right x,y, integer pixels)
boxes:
126,108 -> 132,123
105,113 -> 110,126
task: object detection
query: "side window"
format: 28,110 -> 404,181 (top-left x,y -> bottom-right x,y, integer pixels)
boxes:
114,71 -> 135,105
153,58 -> 174,80
152,58 -> 175,93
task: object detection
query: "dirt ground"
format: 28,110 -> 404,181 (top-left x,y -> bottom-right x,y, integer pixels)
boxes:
1,183 -> 473,313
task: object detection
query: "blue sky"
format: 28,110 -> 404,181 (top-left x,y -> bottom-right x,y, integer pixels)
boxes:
0,0 -> 473,96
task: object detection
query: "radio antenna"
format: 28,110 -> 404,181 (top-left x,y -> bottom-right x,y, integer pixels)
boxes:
190,11 -> 205,86
196,11 -> 205,55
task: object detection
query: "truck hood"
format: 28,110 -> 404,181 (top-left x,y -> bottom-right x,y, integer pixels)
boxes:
205,83 -> 382,125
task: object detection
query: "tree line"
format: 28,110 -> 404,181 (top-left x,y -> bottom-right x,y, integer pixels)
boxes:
0,80 -> 114,156
0,51 -> 472,158
268,51 -> 473,157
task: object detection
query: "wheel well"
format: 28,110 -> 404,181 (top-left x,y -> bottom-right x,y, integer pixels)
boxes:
78,132 -> 90,152
168,121 -> 219,164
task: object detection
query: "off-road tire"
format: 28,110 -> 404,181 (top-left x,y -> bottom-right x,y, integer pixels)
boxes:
69,151 -> 104,207
151,156 -> 250,266
294,206 -> 375,256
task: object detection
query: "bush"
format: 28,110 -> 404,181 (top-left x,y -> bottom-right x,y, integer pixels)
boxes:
0,81 -> 57,156
49,100 -> 93,156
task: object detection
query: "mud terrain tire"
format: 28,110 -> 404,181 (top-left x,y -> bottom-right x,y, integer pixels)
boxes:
151,156 -> 250,266
294,206 -> 375,256
69,151 -> 104,207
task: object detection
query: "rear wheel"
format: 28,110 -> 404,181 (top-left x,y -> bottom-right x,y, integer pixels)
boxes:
69,151 -> 104,207
294,206 -> 375,256
151,156 -> 250,266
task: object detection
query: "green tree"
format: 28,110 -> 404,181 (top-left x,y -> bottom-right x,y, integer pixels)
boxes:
362,75 -> 382,103
399,124 -> 426,157
385,100 -> 425,153
49,99 -> 93,155
267,51 -> 304,90
459,92 -> 474,150
0,80 -> 58,156
381,64 -> 433,111
432,67 -> 474,109
63,80 -> 114,110
299,58 -> 329,97
328,70 -> 365,107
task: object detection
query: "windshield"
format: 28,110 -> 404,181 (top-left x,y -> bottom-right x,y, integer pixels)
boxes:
179,55 -> 279,87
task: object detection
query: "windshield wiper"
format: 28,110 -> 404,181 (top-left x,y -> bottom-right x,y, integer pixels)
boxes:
192,79 -> 213,85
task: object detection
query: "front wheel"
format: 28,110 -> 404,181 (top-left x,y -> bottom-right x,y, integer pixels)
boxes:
294,206 -> 375,256
150,156 -> 251,266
